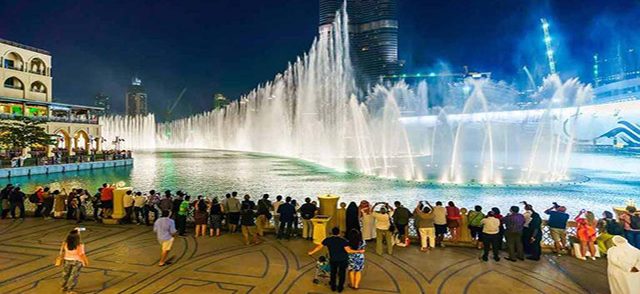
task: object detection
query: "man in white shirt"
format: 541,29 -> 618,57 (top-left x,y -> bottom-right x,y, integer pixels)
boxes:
481,211 -> 501,262
272,195 -> 284,234
371,202 -> 394,255
431,201 -> 448,247
133,192 -> 147,224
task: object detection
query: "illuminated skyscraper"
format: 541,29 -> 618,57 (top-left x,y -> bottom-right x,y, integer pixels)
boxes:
125,77 -> 147,116
319,0 -> 401,85
94,92 -> 111,116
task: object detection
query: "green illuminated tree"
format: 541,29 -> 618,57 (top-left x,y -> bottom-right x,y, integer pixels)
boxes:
0,117 -> 56,151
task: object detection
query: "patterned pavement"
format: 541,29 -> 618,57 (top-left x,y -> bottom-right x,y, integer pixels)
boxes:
0,218 -> 606,294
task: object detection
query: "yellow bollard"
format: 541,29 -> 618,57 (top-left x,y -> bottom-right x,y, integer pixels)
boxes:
103,187 -> 130,225
318,194 -> 340,231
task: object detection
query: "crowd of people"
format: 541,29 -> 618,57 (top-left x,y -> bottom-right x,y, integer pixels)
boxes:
1,183 -> 639,293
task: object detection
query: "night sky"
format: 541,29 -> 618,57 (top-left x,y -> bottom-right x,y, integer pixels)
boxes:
1,0 -> 638,119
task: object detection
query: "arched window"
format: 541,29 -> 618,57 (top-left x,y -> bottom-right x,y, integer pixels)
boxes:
29,57 -> 47,75
4,77 -> 24,90
3,52 -> 24,70
30,81 -> 47,93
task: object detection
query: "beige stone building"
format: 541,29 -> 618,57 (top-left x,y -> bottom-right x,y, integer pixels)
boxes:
1,38 -> 102,154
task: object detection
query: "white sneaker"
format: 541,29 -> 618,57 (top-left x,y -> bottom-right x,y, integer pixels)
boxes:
591,257 -> 596,261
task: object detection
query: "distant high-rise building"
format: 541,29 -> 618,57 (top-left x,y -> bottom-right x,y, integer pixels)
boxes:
213,93 -> 229,110
125,77 -> 147,116
319,0 -> 401,85
94,93 -> 110,116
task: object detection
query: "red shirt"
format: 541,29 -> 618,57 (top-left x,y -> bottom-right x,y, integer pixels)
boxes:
100,187 -> 114,201
446,206 -> 461,220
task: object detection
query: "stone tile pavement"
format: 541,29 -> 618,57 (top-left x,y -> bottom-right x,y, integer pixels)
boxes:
0,219 -> 608,293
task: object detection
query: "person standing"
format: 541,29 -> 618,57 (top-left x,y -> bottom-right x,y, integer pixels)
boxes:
308,227 -> 364,293
42,188 -> 55,219
193,197 -> 209,237
240,202 -> 261,245
607,235 -> 640,294
347,229 -> 366,290
597,211 -> 624,254
209,197 -> 225,237
145,191 -> 160,225
371,202 -> 394,255
545,203 -> 570,254
620,206 -> 640,249
346,202 -> 361,235
446,201 -> 461,242
176,195 -> 190,236
525,204 -> 542,261
122,190 -> 134,224
226,192 -> 241,233
91,188 -> 102,221
415,202 -> 436,251
0,184 -> 13,219
502,206 -> 525,262
33,187 -> 45,217
133,192 -> 147,224
432,201 -> 448,247
159,191 -> 173,214
277,197 -> 295,239
172,192 -> 184,220
256,194 -> 272,237
272,195 -> 284,234
392,201 -> 411,242
100,183 -> 115,219
575,209 -> 598,260
480,211 -> 501,262
153,210 -> 177,266
58,229 -> 89,293
467,205 -> 484,249
299,197 -> 317,241
8,186 -> 25,219
359,200 -> 376,241
521,202 -> 533,255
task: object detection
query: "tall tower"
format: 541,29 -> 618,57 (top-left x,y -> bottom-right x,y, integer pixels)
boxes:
319,0 -> 401,85
125,77 -> 148,116
94,92 -> 111,116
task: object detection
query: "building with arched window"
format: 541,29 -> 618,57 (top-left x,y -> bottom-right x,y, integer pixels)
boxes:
0,38 -> 103,154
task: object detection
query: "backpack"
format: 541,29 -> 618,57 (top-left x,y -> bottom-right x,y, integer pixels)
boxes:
28,193 -> 39,204
630,214 -> 640,230
606,219 -> 624,235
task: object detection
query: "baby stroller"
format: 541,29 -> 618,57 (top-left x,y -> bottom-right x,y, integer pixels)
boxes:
312,256 -> 331,285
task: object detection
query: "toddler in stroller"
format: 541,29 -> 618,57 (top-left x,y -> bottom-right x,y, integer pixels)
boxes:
313,256 -> 331,285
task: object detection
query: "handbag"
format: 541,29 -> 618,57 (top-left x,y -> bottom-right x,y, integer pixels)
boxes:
54,242 -> 65,267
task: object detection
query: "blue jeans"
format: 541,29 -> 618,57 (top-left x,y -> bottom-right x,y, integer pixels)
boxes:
624,230 -> 640,249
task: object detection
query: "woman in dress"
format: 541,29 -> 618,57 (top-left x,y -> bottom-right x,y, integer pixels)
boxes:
346,202 -> 361,234
359,200 -> 376,241
194,197 -> 209,237
446,201 -> 461,242
59,229 -> 89,294
209,197 -> 224,237
347,229 -> 366,290
575,209 -> 598,260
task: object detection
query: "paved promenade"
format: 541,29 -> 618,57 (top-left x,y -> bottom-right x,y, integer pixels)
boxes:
0,218 -> 608,293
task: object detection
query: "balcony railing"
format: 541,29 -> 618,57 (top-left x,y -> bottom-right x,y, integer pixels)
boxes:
3,84 -> 24,90
0,113 -> 99,124
4,65 -> 24,71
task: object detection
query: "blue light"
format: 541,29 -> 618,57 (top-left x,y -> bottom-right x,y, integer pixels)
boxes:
547,50 -> 554,56
429,72 -> 436,77
544,36 -> 551,43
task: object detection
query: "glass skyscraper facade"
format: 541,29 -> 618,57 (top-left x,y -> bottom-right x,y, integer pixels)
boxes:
319,0 -> 401,85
